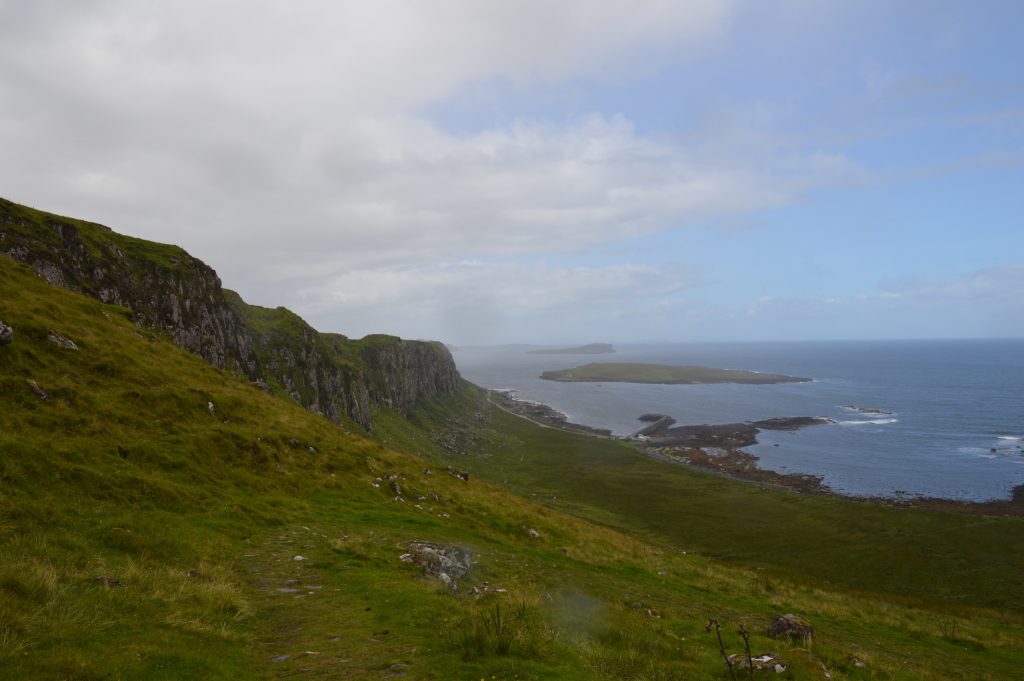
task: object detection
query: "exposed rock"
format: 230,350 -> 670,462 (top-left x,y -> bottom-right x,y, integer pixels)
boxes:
207,401 -> 215,415
401,541 -> 472,590
25,379 -> 47,401
727,653 -> 787,673
524,527 -> 541,540
47,331 -> 79,350
467,582 -> 507,597
768,613 -> 814,645
0,320 -> 12,345
447,466 -> 470,482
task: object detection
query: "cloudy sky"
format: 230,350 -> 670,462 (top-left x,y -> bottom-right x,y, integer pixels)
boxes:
1,1 -> 1022,343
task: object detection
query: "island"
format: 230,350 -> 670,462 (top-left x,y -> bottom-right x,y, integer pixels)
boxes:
527,343 -> 615,355
540,362 -> 811,384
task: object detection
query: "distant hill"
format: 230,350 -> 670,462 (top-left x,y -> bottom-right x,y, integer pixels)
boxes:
541,361 -> 810,384
527,342 -> 615,355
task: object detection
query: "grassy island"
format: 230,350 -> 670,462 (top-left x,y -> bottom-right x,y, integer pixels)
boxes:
541,361 -> 810,384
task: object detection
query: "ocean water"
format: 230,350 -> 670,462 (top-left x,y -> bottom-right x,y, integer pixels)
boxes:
453,340 -> 1024,501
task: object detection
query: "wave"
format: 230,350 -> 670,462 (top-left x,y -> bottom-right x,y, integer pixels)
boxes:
997,435 -> 1021,441
836,418 -> 899,426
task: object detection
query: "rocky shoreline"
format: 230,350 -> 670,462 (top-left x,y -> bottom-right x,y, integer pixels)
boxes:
491,390 -> 613,437
490,392 -> 1024,515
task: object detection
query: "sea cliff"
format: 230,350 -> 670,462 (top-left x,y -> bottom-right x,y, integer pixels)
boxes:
0,197 -> 458,430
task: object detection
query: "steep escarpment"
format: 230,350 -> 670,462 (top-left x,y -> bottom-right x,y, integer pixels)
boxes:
0,196 -> 457,429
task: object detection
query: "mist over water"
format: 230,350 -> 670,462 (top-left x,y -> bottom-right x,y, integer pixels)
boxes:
454,339 -> 1024,501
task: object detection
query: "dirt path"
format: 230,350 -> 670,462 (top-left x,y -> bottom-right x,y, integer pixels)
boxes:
237,526 -> 417,679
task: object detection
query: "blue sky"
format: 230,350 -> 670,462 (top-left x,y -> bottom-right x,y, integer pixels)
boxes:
1,1 -> 1022,342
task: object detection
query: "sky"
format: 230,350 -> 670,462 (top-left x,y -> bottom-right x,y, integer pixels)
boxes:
1,1 -> 1022,344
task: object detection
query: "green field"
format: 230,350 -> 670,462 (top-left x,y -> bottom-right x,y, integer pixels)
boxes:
4,255 -> 1024,679
541,362 -> 810,384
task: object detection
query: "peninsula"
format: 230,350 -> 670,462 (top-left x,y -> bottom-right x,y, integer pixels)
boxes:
541,362 -> 810,384
527,342 -> 615,355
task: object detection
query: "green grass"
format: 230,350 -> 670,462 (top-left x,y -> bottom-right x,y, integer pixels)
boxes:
3,255 -> 1024,679
540,362 -> 809,384
377,387 -> 1024,612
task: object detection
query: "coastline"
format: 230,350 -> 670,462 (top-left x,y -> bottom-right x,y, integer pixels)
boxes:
489,390 -> 1024,516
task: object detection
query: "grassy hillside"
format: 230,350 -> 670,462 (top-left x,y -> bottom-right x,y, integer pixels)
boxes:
3,255 -> 1024,679
377,388 -> 1024,611
540,362 -> 809,384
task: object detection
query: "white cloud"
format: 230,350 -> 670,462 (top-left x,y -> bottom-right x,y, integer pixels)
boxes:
0,1 -> 877,342
296,259 -> 699,343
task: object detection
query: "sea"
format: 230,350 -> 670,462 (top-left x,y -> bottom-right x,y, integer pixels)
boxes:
452,339 -> 1024,502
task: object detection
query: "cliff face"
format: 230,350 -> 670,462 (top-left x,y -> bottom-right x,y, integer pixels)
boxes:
0,197 -> 458,430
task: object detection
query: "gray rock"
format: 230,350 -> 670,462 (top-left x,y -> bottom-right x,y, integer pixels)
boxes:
727,653 -> 787,673
402,541 -> 472,589
25,379 -> 47,401
768,613 -> 814,644
48,331 -> 79,350
0,320 -> 12,345
525,527 -> 541,540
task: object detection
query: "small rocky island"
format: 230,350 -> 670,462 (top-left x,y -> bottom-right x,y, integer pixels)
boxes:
630,413 -> 835,494
541,362 -> 810,385
528,343 -> 615,355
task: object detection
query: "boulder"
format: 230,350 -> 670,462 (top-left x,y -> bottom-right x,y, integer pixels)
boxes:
768,613 -> 814,644
0,320 -> 12,345
402,541 -> 472,590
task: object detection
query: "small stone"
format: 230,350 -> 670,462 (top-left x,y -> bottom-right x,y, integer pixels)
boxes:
293,555 -> 306,561
207,401 -> 215,415
25,379 -> 47,401
0,320 -> 12,345
524,527 -> 541,540
47,331 -> 79,350
270,654 -> 289,663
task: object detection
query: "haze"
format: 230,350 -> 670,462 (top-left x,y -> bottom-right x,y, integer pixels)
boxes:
1,1 -> 1021,344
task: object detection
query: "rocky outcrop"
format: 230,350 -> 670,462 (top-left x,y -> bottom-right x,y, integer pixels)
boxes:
0,197 -> 459,430
0,320 -> 12,345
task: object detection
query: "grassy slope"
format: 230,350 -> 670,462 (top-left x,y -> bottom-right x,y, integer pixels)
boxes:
377,388 -> 1024,611
2,256 -> 1023,679
540,362 -> 808,384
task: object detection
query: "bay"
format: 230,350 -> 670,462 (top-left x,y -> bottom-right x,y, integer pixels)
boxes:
453,339 -> 1024,501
